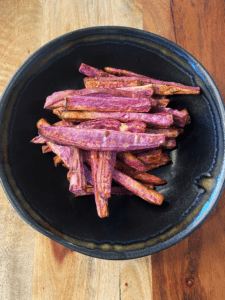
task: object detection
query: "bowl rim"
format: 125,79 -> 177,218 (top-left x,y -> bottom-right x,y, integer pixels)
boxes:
0,26 -> 225,260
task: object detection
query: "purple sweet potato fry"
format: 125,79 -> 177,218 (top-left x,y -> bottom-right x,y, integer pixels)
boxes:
119,121 -> 146,133
132,172 -> 166,185
135,149 -> 162,165
53,155 -> 63,166
145,128 -> 184,138
70,185 -> 155,197
31,135 -> 46,144
79,63 -> 115,77
52,107 -> 65,118
90,150 -> 109,218
118,84 -> 154,96
72,185 -> 94,197
117,152 -> 146,172
39,139 -> 92,185
66,95 -> 151,112
104,67 -> 200,94
44,141 -> 70,168
144,183 -> 155,189
161,138 -> 177,149
112,169 -> 164,205
76,119 -> 121,130
151,83 -> 200,95
104,67 -> 147,78
67,162 -> 92,185
37,119 -> 166,151
156,99 -> 170,107
45,88 -> 140,109
150,106 -> 191,127
60,111 -> 173,128
44,90 -> 76,109
97,151 -> 117,198
115,159 -> 134,173
69,147 -> 87,193
144,152 -> 171,172
42,145 -> 51,153
83,76 -> 143,89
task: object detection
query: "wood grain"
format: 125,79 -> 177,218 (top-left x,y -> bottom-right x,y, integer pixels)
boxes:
137,0 -> 176,42
1,0 -> 225,299
150,1 -> 225,299
40,0 -> 143,46
32,234 -> 153,300
0,1 -> 41,300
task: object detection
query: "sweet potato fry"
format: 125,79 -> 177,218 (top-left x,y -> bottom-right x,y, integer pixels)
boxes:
31,135 -> 46,144
44,90 -> 77,109
104,67 -> 200,95
115,156 -> 166,185
97,151 -> 117,198
83,77 -> 143,88
145,128 -> 184,138
45,82 -> 158,109
132,172 -> 166,185
42,145 -> 51,153
45,141 -> 70,167
90,151 -> 109,218
45,87 -> 150,109
144,183 -> 155,189
69,147 -> 87,193
67,162 -> 93,185
150,106 -> 191,127
75,119 -> 146,133
118,84 -> 154,96
72,185 -> 94,197
52,107 -> 65,118
162,138 -> 177,149
152,83 -> 200,95
112,169 -> 164,205
119,121 -> 146,133
156,99 -> 170,106
53,155 -> 63,166
71,185 -> 154,197
144,152 -> 171,172
117,152 -> 146,172
104,67 -> 147,78
76,119 -> 121,130
37,119 -> 166,151
79,63 -> 115,77
135,149 -> 162,165
115,159 -> 134,173
60,111 -> 173,128
66,95 -> 151,112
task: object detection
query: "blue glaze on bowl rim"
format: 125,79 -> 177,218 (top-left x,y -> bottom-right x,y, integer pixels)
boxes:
0,26 -> 225,260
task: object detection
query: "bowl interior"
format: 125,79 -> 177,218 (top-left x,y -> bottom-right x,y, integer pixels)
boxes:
1,27 -> 224,259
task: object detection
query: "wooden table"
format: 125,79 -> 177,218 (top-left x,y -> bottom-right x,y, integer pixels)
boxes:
1,1 -> 225,299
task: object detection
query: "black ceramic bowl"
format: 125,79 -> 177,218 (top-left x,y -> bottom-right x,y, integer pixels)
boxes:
0,26 -> 225,260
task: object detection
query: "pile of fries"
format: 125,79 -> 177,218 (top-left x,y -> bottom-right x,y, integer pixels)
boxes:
32,63 -> 200,218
